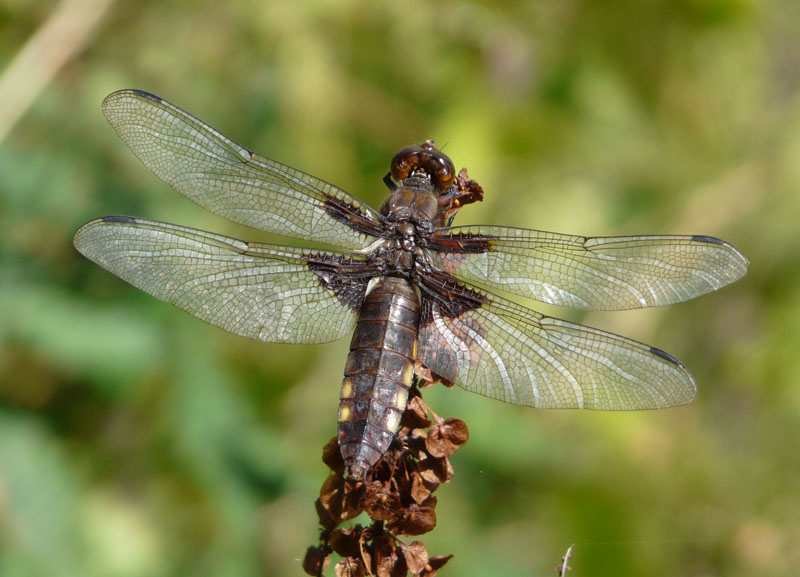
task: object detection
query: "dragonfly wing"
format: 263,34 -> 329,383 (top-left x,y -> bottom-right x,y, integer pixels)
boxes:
427,226 -> 748,310
102,90 -> 385,250
417,274 -> 696,410
74,216 -> 374,343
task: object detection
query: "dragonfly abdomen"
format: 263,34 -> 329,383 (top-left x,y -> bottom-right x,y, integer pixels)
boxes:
338,277 -> 419,478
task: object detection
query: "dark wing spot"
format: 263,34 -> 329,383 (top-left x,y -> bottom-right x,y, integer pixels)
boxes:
649,346 -> 683,367
321,194 -> 387,238
101,215 -> 137,224
131,89 -> 162,103
306,253 -> 374,312
416,273 -> 490,380
418,272 -> 488,320
691,235 -> 725,245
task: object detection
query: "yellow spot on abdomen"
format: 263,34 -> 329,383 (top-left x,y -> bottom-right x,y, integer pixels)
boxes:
338,405 -> 351,422
401,362 -> 414,387
385,411 -> 400,432
341,378 -> 353,399
394,387 -> 408,410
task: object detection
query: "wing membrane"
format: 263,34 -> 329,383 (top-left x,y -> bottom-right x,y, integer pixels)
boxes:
417,274 -> 696,410
74,216 -> 372,343
427,226 -> 749,310
101,90 -> 384,250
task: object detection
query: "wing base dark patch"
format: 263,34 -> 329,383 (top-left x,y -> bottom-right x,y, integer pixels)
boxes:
322,194 -> 387,238
416,273 -> 490,384
418,272 -> 488,320
307,254 -> 374,312
427,232 -> 496,254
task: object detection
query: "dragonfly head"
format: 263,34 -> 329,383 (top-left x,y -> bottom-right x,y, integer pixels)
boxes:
390,140 -> 455,192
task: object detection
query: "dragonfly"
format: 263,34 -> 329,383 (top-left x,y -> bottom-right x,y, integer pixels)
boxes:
74,90 -> 749,478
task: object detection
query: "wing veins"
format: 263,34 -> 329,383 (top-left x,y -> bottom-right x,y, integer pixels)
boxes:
102,90 -> 383,249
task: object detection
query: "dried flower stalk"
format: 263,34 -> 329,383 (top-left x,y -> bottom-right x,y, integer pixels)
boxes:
304,371 -> 468,577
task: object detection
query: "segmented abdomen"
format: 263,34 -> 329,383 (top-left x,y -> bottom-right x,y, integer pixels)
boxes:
338,276 -> 419,478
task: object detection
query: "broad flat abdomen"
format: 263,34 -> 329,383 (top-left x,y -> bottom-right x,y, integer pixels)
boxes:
338,277 -> 419,478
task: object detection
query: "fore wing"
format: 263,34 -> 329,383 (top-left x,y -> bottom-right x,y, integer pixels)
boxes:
74,216 -> 374,343
427,226 -> 748,310
101,90 -> 385,250
417,274 -> 696,410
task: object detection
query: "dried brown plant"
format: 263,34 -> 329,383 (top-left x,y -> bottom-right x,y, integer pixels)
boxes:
303,371 -> 468,577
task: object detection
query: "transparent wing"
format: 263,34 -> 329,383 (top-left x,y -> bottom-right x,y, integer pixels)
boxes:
417,275 -> 695,410
74,216 -> 373,343
427,226 -> 749,310
101,90 -> 385,250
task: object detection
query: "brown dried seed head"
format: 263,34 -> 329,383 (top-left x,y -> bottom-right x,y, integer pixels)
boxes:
322,436 -> 345,474
425,418 -> 469,458
302,545 -> 330,576
410,471 -> 436,504
400,395 -> 432,429
420,554 -> 454,577
363,490 -> 402,521
417,455 -> 454,484
335,558 -> 366,577
329,527 -> 361,558
376,553 -> 404,577
402,541 -> 429,575
318,475 -> 345,518
406,429 -> 430,459
314,498 -> 338,532
440,167 -> 484,222
455,167 -> 484,204
412,362 -> 438,385
312,384 -> 462,573
342,480 -> 367,519
386,503 -> 437,536
370,530 -> 402,577
317,474 -> 364,529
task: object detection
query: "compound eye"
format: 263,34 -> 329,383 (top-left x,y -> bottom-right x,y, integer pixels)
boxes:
391,146 -> 422,180
429,154 -> 455,190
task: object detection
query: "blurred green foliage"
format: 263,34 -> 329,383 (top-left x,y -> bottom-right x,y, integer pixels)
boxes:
1,0 -> 798,575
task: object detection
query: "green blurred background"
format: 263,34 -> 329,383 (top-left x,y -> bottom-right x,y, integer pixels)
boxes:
1,0 -> 797,575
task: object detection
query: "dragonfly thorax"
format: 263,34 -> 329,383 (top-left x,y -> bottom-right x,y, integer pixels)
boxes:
381,183 -> 440,225
372,229 -> 418,277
